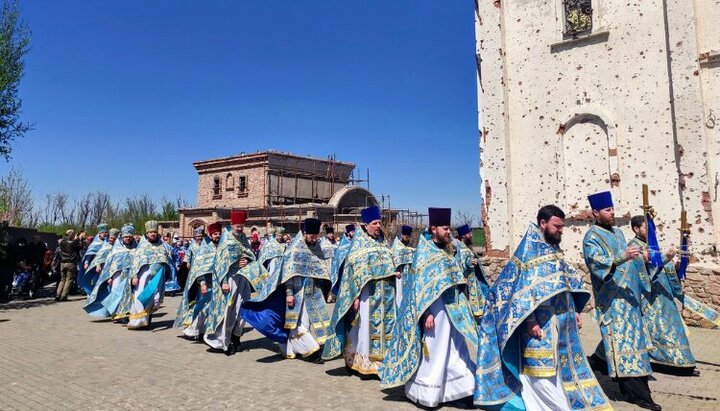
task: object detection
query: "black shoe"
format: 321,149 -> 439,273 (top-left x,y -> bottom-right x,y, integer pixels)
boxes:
225,341 -> 242,356
692,369 -> 701,377
179,334 -> 198,341
307,351 -> 324,364
54,295 -> 61,302
633,399 -> 662,410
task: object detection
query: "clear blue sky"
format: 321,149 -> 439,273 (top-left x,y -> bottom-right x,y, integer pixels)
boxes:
3,1 -> 481,221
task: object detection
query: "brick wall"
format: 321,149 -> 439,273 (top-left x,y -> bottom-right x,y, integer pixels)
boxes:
482,257 -> 720,328
197,166 -> 266,209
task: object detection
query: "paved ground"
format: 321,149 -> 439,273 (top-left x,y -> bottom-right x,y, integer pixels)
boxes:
1,289 -> 719,410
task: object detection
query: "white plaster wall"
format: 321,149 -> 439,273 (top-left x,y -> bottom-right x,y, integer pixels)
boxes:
476,0 -> 720,262
661,0 -> 719,263
694,0 -> 720,257
477,1 -> 514,255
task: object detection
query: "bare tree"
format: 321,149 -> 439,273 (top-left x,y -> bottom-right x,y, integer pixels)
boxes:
454,209 -> 479,228
74,192 -> 92,229
122,194 -> 156,223
54,192 -> 73,225
0,167 -> 33,225
89,191 -> 111,226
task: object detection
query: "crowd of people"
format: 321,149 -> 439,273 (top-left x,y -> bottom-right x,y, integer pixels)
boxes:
66,191 -> 710,410
0,228 -> 94,303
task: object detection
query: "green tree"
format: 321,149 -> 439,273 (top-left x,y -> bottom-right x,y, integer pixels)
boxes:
0,0 -> 31,161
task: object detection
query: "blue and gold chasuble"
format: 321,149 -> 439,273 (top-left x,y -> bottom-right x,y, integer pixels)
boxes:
185,240 -> 202,267
163,241 -> 181,294
83,239 -> 136,318
391,237 -> 414,271
320,236 -> 338,260
204,228 -> 258,334
445,238 -> 519,407
78,235 -> 106,294
628,237 -> 696,369
391,237 -> 414,305
239,237 -> 290,344
174,238 -> 218,329
583,225 -> 652,378
128,237 -> 173,320
330,234 -> 353,295
453,238 -> 490,318
280,234 -> 332,337
380,234 -> 514,403
493,224 -> 610,410
90,241 -> 114,273
257,237 -> 286,265
322,229 -> 396,365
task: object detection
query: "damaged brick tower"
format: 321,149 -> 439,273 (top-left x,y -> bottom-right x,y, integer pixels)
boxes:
475,0 -> 720,325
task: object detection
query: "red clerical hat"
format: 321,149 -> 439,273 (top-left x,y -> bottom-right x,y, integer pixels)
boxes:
207,222 -> 222,235
230,210 -> 247,225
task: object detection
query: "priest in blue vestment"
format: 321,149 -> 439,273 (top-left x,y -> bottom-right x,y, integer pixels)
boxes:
203,210 -> 257,355
381,208 -> 515,408
78,223 -> 109,295
82,228 -> 123,317
174,223 -> 221,340
329,224 -> 355,299
628,215 -> 698,376
127,220 -> 174,330
583,191 -> 661,410
390,225 -> 414,306
279,218 -> 331,362
239,226 -> 290,351
322,206 -> 397,376
493,205 -> 610,410
453,224 -> 490,319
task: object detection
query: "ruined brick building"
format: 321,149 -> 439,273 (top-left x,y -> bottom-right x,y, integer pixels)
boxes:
475,0 -> 720,324
176,151 -> 383,237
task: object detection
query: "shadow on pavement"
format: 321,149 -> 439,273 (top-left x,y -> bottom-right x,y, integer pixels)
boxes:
325,366 -> 352,377
0,297 -> 57,311
0,286 -> 86,312
241,336 -> 277,352
256,353 -> 285,363
90,318 -> 114,323
150,319 -> 175,331
380,387 -> 423,407
696,359 -> 720,368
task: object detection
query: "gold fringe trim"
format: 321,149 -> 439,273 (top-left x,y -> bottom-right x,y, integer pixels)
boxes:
522,367 -> 556,377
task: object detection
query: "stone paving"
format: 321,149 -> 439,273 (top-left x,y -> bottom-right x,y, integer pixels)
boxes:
1,290 -> 719,410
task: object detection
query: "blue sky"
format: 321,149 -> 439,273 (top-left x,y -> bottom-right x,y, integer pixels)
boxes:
3,1 -> 481,221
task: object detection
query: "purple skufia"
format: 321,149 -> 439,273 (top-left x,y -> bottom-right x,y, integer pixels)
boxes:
428,207 -> 451,227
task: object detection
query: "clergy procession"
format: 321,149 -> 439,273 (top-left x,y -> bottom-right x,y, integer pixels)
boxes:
71,191 -> 716,411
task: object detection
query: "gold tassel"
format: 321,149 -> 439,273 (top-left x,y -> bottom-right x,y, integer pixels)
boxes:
422,336 -> 429,358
